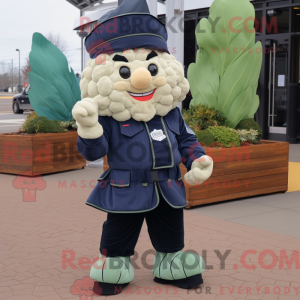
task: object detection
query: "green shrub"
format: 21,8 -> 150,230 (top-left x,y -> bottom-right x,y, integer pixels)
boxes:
235,118 -> 262,141
182,104 -> 226,131
21,111 -> 39,131
60,120 -> 77,132
236,129 -> 259,144
206,126 -> 241,148
24,116 -> 63,134
196,130 -> 216,146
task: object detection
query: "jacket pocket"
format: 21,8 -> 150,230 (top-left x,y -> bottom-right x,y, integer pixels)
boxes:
109,169 -> 130,188
164,115 -> 180,136
119,119 -> 144,137
98,168 -> 111,181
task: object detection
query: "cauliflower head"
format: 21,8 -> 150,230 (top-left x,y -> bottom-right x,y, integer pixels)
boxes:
80,48 -> 189,122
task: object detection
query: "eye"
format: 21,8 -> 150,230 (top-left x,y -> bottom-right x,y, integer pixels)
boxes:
119,66 -> 131,79
32,180 -> 35,184
23,180 -> 27,184
148,64 -> 158,76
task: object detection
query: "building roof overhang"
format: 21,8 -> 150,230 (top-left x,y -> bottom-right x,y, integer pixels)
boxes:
66,0 -> 105,11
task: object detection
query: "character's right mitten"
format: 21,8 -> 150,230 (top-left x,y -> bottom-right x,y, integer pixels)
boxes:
72,98 -> 103,139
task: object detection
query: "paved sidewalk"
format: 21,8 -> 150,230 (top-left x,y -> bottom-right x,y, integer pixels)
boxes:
1,169 -> 300,300
289,145 -> 300,163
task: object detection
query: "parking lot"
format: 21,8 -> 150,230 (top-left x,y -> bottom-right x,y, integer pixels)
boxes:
0,94 -> 29,134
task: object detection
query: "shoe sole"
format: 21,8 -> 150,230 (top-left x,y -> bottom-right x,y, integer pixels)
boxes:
93,281 -> 130,295
154,274 -> 203,289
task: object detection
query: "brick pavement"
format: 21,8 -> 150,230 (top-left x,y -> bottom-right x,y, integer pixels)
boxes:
1,173 -> 300,300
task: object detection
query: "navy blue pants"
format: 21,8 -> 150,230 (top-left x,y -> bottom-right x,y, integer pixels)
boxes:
100,195 -> 184,257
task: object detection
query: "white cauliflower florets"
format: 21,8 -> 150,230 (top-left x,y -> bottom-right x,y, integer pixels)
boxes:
80,48 -> 189,122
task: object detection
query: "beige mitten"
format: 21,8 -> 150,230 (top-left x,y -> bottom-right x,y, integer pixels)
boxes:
184,155 -> 213,185
72,98 -> 103,139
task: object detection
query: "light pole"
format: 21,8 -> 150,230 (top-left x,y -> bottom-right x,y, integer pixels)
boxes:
16,49 -> 20,92
77,31 -> 88,72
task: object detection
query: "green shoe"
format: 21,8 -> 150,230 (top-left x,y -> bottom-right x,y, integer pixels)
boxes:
90,255 -> 134,295
152,251 -> 205,289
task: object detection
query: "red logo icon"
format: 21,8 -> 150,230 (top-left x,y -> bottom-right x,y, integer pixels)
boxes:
71,276 -> 102,299
12,170 -> 46,202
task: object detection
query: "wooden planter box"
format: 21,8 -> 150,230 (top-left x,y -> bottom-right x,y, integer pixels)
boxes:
103,140 -> 289,208
0,132 -> 86,176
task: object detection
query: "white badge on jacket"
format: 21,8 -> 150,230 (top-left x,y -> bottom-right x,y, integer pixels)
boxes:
150,129 -> 166,142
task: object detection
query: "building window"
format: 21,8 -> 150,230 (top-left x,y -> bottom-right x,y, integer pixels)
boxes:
255,10 -> 263,33
253,3 -> 263,9
266,7 -> 289,34
184,19 -> 196,76
291,36 -> 300,83
292,6 -> 300,32
267,0 -> 289,7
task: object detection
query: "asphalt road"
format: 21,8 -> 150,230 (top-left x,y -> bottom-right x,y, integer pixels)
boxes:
0,95 -> 29,134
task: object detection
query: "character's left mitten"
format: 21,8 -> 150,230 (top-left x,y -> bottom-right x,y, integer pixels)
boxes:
153,251 -> 205,289
184,155 -> 213,186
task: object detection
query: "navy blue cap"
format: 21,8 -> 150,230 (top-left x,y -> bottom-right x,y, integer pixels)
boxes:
85,0 -> 168,58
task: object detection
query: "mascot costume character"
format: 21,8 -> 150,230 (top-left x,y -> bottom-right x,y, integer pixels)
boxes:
72,0 -> 213,295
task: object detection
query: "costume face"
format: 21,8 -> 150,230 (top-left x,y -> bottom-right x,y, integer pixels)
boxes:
80,48 -> 189,122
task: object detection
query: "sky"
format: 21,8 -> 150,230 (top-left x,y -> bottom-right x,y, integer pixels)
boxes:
0,0 -> 82,74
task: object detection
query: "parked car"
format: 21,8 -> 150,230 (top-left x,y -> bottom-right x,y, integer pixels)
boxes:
12,84 -> 33,114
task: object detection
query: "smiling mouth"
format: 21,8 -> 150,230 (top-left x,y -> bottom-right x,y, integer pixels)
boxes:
128,89 -> 156,101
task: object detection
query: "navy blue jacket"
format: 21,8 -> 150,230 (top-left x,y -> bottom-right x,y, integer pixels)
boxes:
77,107 -> 206,213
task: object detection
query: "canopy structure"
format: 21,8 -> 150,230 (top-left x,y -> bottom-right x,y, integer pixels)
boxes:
66,0 -> 104,10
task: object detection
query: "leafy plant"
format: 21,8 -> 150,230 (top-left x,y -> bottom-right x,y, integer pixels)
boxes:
235,118 -> 262,140
23,116 -> 63,134
238,129 -> 259,144
195,130 -> 216,146
60,120 -> 78,132
182,104 -> 226,131
21,111 -> 39,131
206,126 -> 241,148
228,127 -> 259,144
28,33 -> 81,121
188,0 -> 262,128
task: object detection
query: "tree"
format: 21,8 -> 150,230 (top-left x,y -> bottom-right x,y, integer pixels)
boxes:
22,57 -> 31,83
0,62 -> 19,91
45,33 -> 68,55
